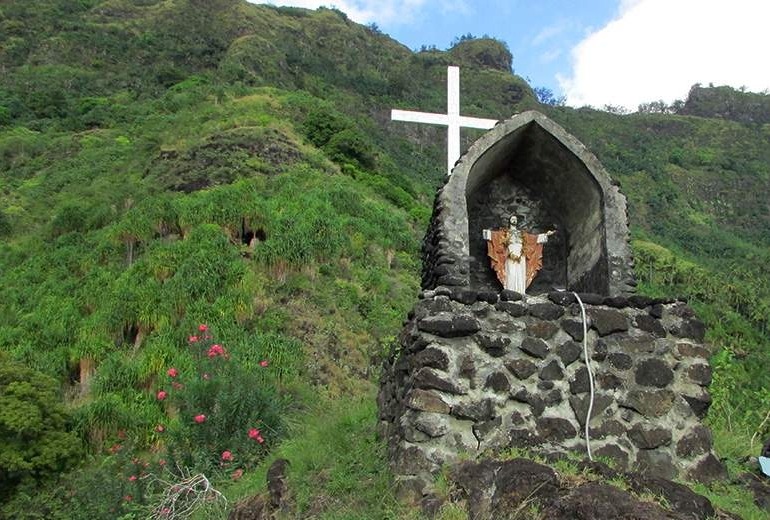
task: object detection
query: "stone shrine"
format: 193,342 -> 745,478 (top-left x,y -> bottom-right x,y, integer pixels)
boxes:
378,111 -> 722,501
420,111 -> 635,296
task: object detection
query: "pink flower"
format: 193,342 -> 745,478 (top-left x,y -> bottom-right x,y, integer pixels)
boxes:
167,367 -> 178,378
259,360 -> 269,368
188,335 -> 199,343
231,468 -> 244,481
248,428 -> 261,440
155,424 -> 165,433
256,435 -> 265,444
199,324 -> 208,332
123,495 -> 133,502
172,381 -> 183,390
158,459 -> 167,467
221,450 -> 233,462
194,414 -> 206,424
128,475 -> 137,482
160,507 -> 171,517
207,344 -> 225,358
156,390 -> 168,401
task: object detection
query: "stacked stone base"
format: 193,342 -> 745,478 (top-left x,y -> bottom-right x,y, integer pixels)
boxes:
378,289 -> 723,496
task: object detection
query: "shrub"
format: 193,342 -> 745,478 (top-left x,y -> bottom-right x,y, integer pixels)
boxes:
158,325 -> 286,475
0,211 -> 11,236
301,107 -> 376,169
0,356 -> 82,500
0,106 -> 10,126
323,128 -> 375,169
49,203 -> 89,236
302,107 -> 349,148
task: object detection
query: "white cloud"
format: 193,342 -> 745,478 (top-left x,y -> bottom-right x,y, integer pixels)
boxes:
616,0 -> 644,15
538,48 -> 562,65
531,21 -> 567,47
256,0 -> 457,25
558,0 -> 770,110
438,0 -> 471,16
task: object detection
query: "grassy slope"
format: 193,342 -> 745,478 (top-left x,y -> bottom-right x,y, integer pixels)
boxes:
1,0 -> 769,517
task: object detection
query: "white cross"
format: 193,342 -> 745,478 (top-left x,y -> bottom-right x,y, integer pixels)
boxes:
391,66 -> 498,176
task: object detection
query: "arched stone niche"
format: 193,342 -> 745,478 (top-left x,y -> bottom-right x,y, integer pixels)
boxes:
421,111 -> 635,296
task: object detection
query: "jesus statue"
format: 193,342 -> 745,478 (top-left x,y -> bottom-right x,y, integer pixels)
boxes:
483,216 -> 556,294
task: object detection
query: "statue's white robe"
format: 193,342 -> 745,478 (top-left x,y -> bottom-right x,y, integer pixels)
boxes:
503,231 -> 549,293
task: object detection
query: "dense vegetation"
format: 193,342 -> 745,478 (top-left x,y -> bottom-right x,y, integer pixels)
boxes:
1,0 -> 769,517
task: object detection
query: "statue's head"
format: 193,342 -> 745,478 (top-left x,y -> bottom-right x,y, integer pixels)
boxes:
509,215 -> 518,227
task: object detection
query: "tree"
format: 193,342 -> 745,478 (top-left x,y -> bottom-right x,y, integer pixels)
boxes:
0,355 -> 82,499
451,33 -> 477,46
534,86 -> 566,106
601,104 -> 630,115
670,99 -> 685,113
637,100 -> 673,114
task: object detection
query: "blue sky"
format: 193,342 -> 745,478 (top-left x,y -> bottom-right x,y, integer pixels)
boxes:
260,0 -> 770,111
380,0 -> 619,101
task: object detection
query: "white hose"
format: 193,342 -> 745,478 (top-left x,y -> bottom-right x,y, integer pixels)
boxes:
573,292 -> 594,461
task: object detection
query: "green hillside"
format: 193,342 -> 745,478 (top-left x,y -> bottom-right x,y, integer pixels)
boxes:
1,1 -> 769,518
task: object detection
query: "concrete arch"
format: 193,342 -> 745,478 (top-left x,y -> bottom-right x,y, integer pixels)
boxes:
422,111 -> 635,296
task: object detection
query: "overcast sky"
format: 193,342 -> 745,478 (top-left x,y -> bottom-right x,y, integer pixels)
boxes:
259,0 -> 770,111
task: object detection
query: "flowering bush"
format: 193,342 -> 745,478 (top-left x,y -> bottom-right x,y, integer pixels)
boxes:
2,325 -> 290,518
155,325 -> 285,474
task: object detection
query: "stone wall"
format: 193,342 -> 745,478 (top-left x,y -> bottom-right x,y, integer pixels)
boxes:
421,191 -> 468,290
378,289 -> 722,496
